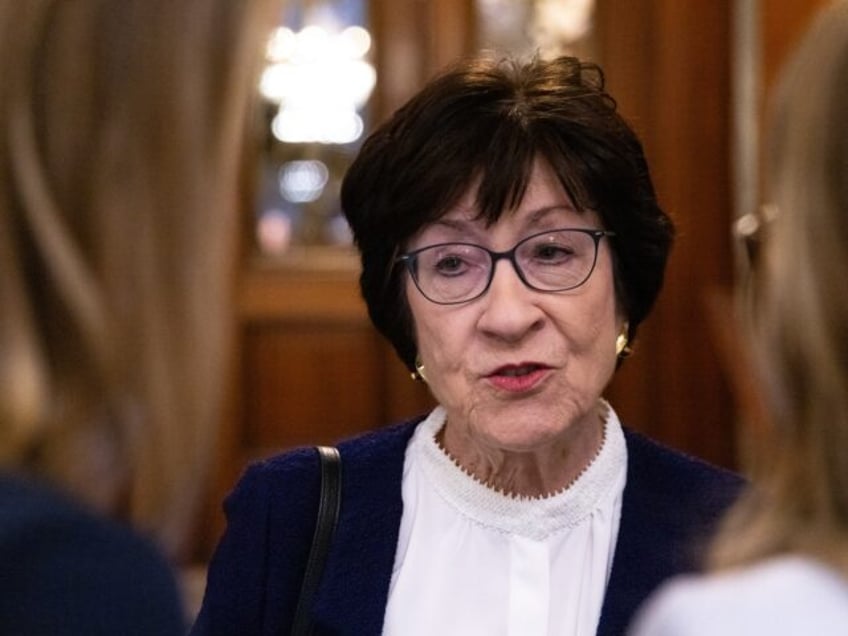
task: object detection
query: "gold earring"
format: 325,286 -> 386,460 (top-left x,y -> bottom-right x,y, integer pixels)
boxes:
410,355 -> 428,383
615,323 -> 631,357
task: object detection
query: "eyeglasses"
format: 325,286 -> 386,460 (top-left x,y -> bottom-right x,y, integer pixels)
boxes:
396,228 -> 615,305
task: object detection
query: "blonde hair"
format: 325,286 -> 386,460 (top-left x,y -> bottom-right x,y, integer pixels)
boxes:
0,0 -> 272,559
711,0 -> 848,574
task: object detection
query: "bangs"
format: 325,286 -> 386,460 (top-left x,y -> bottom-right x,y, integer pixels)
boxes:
473,119 -> 594,225
472,119 -> 536,223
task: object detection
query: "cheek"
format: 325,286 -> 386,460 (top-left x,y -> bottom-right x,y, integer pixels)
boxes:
562,312 -> 615,365
587,258 -> 621,331
405,281 -> 426,347
406,284 -> 443,359
412,312 -> 454,367
407,289 -> 469,375
560,276 -> 620,356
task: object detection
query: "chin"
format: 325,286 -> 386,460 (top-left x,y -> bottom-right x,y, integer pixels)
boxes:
471,408 -> 574,452
481,393 -> 603,446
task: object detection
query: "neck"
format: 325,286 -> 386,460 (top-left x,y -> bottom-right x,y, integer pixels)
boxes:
438,408 -> 607,498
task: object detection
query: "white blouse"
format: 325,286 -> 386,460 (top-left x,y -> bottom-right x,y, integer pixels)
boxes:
382,403 -> 628,636
629,556 -> 848,636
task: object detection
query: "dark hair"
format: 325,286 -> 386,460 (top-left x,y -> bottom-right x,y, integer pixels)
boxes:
341,54 -> 674,372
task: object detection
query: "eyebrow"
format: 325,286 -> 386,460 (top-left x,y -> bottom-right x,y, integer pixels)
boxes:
438,203 -> 578,227
431,217 -> 473,232
426,202 -> 585,246
525,204 -> 579,225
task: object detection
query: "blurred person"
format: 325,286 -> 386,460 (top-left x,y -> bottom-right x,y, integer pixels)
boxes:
0,0 -> 273,633
629,2 -> 848,635
193,54 -> 743,636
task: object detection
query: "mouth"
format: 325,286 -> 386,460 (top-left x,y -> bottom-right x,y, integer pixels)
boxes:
486,363 -> 551,392
492,363 -> 546,377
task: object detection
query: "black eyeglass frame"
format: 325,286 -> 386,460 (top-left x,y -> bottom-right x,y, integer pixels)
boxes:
396,228 -> 616,305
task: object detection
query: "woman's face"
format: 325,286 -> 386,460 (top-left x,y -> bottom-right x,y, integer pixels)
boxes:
405,158 -> 623,454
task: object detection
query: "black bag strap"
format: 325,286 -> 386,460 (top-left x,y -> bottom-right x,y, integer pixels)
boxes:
290,445 -> 342,636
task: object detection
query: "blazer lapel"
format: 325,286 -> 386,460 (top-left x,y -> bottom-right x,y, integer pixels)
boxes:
597,430 -> 742,636
596,436 -> 679,636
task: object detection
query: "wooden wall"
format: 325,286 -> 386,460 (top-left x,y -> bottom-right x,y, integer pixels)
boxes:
596,0 -> 828,470
192,0 -> 830,561
595,0 -> 737,466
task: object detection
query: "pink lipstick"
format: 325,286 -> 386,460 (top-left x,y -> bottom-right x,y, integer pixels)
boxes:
487,363 -> 549,393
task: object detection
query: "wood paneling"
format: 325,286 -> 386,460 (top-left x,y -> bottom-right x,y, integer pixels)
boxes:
241,321 -> 383,453
371,0 -> 476,119
596,0 -> 737,467
197,260 -> 434,559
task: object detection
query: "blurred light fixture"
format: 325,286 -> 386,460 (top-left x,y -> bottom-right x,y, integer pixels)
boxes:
260,24 -> 376,145
278,160 -> 330,203
476,0 -> 595,58
530,0 -> 595,57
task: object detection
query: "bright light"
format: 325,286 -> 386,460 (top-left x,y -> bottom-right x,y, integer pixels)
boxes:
294,26 -> 330,63
344,60 -> 377,108
278,160 -> 330,202
266,27 -> 296,62
260,23 -> 375,144
272,108 -> 363,145
259,63 -> 293,102
340,26 -> 371,58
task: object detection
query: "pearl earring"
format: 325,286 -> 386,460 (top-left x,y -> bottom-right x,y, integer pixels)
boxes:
410,355 -> 428,383
616,323 -> 631,357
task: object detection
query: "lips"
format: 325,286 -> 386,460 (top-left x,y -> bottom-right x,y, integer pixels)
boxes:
496,364 -> 543,377
486,363 -> 550,392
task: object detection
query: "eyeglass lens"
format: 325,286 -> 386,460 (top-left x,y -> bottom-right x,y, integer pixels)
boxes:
406,229 -> 604,304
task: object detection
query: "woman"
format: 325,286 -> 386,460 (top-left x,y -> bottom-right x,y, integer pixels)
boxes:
194,55 -> 742,636
0,0 -> 272,632
630,2 -> 848,635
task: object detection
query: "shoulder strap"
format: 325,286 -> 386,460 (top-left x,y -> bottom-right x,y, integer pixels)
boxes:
290,445 -> 342,636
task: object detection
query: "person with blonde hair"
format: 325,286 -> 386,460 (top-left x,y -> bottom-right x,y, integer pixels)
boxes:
630,2 -> 848,634
0,0 -> 272,632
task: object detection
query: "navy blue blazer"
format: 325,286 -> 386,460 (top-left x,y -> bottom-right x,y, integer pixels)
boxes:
192,418 -> 743,636
0,473 -> 185,635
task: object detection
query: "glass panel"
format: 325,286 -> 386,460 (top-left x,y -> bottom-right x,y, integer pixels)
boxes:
255,0 -> 374,256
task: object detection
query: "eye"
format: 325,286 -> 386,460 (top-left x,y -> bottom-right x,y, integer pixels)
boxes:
532,241 -> 575,263
434,253 -> 471,276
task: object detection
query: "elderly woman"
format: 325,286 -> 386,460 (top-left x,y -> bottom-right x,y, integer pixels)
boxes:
193,55 -> 742,636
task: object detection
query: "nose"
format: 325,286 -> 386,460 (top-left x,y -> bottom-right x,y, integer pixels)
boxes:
476,258 -> 545,341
